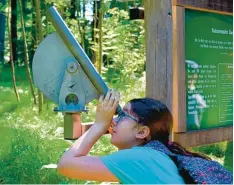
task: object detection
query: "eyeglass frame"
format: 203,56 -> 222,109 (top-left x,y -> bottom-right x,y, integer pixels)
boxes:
115,111 -> 141,124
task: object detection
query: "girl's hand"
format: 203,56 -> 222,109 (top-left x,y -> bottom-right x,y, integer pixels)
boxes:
94,89 -> 120,131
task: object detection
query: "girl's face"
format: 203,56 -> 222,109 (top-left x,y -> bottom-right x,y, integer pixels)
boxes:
110,103 -> 141,150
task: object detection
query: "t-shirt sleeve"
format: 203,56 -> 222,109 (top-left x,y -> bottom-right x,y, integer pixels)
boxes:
100,149 -> 148,184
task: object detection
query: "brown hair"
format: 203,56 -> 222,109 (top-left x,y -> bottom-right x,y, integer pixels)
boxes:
129,98 -> 211,160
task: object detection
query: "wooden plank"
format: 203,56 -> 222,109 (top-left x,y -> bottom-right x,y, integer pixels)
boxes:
172,6 -> 186,133
173,0 -> 233,13
180,5 -> 232,15
144,0 -> 173,112
173,126 -> 233,147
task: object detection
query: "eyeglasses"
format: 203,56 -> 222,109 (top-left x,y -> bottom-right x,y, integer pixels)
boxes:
115,111 -> 140,124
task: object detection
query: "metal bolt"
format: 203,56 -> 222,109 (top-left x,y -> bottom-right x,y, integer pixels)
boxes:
67,62 -> 78,73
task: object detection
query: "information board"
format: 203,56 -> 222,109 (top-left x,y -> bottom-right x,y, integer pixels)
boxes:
185,9 -> 233,131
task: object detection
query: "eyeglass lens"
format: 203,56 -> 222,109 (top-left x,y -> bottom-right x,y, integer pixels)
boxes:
115,111 -> 125,123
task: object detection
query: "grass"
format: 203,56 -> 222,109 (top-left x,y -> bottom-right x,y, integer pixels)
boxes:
0,65 -> 232,184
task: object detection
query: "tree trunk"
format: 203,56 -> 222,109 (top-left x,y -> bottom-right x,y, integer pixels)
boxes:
34,0 -> 43,49
0,13 -> 6,63
44,0 -> 50,110
91,0 -> 103,72
76,0 -> 85,49
18,0 -> 37,105
81,0 -> 91,56
30,0 -> 36,61
82,0 -> 85,18
92,0 -> 99,68
22,0 -> 27,13
8,0 -> 20,102
34,0 -> 44,112
98,0 -> 103,74
11,0 -> 17,63
45,1 -> 48,34
70,0 -> 76,19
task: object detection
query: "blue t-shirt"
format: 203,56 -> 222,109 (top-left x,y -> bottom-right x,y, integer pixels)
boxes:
101,146 -> 185,184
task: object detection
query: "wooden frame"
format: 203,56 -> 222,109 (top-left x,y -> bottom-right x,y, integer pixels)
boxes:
174,126 -> 233,147
172,5 -> 233,147
172,0 -> 233,14
172,6 -> 186,133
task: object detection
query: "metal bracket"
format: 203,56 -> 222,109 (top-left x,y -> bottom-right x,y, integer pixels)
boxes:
54,61 -> 88,112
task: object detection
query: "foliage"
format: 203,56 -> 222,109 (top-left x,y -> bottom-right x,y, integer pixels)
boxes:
91,7 -> 145,80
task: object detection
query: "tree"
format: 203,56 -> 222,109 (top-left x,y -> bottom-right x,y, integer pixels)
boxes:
76,0 -> 85,49
34,0 -> 44,112
18,0 -> 37,105
7,0 -> 20,101
98,0 -> 103,74
92,0 -> 99,68
11,0 -> 17,63
70,0 -> 76,19
0,1 -> 6,63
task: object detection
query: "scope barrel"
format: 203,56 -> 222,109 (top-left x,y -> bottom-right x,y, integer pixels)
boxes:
47,6 -> 121,114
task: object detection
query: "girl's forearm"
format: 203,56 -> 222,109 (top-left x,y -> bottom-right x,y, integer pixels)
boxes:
62,123 -> 106,158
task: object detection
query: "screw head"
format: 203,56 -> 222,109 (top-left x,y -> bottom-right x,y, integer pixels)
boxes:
67,62 -> 78,73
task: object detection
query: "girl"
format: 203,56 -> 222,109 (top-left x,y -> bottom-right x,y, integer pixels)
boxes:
57,89 -> 211,184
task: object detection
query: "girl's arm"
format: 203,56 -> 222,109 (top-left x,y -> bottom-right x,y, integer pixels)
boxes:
57,90 -> 120,182
57,123 -> 119,181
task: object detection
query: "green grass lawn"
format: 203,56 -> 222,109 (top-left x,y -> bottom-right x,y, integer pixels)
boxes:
0,65 -> 232,183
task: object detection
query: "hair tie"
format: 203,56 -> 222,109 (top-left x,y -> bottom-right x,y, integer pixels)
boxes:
168,140 -> 173,146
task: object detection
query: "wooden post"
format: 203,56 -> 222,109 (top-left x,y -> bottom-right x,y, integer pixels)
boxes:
64,113 -> 82,140
144,0 -> 173,112
64,114 -> 93,140
64,113 -> 105,140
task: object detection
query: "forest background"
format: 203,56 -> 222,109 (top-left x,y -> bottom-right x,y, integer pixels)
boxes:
0,0 -> 232,184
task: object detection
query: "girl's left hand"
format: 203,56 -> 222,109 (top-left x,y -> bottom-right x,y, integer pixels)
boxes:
94,89 -> 120,131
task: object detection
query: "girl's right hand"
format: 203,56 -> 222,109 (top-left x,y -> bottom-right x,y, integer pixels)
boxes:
94,89 -> 120,131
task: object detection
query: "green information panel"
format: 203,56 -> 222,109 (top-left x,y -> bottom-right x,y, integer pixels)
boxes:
185,9 -> 233,131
